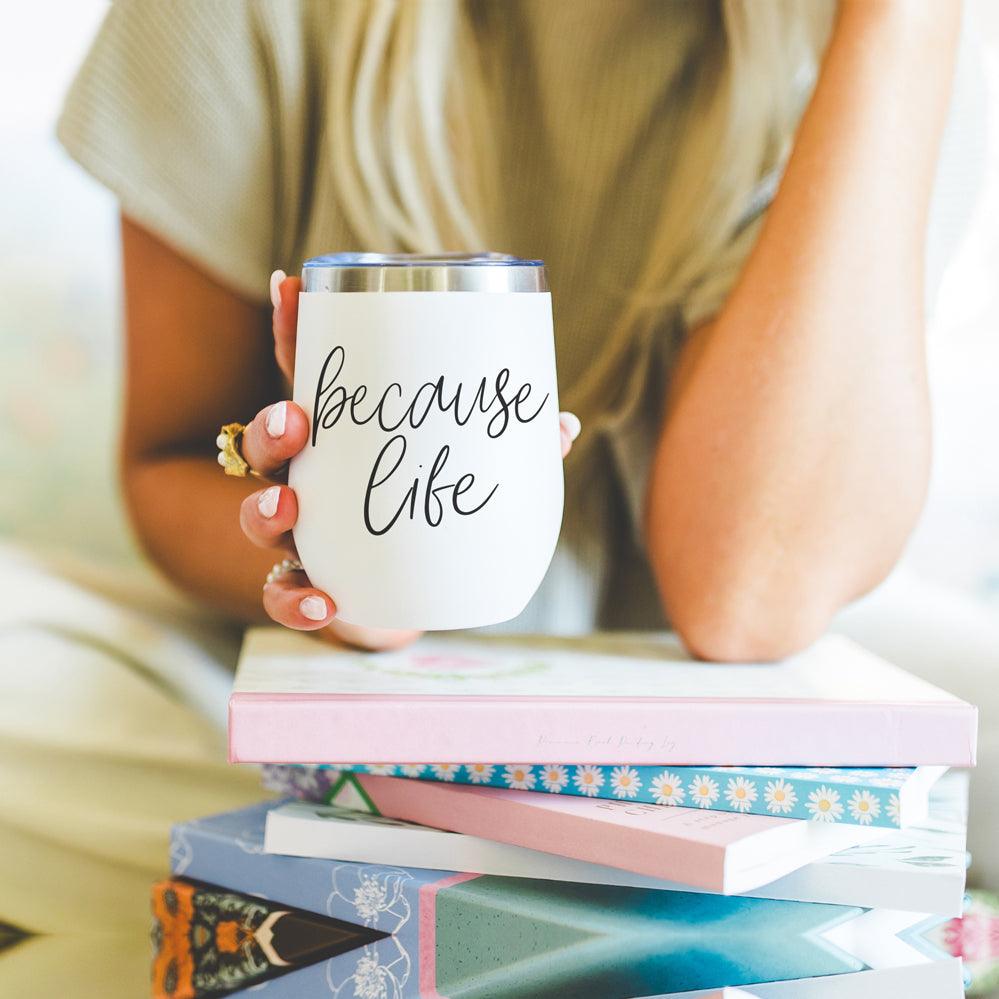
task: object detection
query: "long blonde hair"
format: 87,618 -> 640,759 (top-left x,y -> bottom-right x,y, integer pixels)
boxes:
328,0 -> 834,417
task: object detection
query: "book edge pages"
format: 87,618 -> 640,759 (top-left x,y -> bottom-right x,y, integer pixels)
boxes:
723,821 -> 885,895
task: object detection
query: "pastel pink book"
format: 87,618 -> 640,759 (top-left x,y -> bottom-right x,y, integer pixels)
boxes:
327,772 -> 885,894
228,629 -> 978,766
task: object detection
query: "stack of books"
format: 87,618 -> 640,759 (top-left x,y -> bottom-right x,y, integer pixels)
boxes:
153,630 -> 979,997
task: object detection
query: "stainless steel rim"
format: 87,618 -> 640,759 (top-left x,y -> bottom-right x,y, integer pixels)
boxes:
301,252 -> 548,293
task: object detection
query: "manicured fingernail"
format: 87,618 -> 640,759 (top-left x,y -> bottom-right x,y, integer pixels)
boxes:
559,411 -> 581,442
257,486 -> 280,519
270,269 -> 287,310
299,595 -> 329,621
266,402 -> 287,438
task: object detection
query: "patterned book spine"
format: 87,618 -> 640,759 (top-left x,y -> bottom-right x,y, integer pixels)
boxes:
170,802 -> 442,998
262,763 -> 916,829
151,878 -> 390,998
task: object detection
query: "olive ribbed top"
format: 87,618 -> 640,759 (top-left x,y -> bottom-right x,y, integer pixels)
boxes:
58,0 -> 773,632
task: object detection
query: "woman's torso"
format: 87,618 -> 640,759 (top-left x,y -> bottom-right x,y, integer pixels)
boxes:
287,1 -> 720,633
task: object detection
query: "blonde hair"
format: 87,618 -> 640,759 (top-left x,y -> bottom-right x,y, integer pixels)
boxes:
328,0 -> 834,417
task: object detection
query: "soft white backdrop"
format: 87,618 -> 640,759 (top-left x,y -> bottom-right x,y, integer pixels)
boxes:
0,3 -> 127,562
1,6 -> 999,985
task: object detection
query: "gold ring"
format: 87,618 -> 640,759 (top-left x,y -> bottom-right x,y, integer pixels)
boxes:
216,423 -> 265,478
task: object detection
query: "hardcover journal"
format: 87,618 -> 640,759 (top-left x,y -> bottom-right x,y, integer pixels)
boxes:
229,630 -> 977,765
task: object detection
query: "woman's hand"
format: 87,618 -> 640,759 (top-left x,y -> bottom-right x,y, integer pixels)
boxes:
237,269 -> 581,650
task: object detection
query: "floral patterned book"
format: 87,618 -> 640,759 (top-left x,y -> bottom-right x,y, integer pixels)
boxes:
230,629 -> 978,766
169,801 -> 951,998
263,763 -> 946,830
151,877 -> 388,998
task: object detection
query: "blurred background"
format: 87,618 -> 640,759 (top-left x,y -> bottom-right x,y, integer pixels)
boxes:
0,2 -> 997,996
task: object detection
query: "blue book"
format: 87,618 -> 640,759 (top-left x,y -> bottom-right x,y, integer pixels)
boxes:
263,762 -> 946,830
168,801 -> 949,997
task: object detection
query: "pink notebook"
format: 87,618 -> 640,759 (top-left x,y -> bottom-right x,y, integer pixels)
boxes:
228,629 -> 978,766
299,772 -> 883,894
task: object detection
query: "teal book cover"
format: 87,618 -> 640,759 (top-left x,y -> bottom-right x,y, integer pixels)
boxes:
262,762 -> 944,830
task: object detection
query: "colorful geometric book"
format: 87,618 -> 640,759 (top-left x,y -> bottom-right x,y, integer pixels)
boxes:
169,801 -> 952,998
259,770 -> 884,895
263,762 -> 946,830
229,628 -> 978,766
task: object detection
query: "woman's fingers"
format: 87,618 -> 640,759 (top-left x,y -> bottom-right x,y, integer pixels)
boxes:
263,568 -> 337,631
262,570 -> 422,642
240,484 -> 297,549
257,546 -> 422,645
559,411 -> 581,458
241,401 -> 309,477
271,270 -> 302,386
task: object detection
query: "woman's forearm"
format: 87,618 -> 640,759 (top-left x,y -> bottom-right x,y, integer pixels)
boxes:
119,216 -> 285,623
646,1 -> 961,660
124,455 -> 277,621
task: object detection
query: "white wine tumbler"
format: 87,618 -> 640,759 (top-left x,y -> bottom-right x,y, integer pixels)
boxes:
289,252 -> 564,630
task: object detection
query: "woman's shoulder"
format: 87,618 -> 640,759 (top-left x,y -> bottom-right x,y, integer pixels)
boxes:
69,0 -> 340,91
57,0 -> 344,302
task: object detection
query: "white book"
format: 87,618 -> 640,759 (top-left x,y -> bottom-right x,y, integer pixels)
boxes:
264,772 -> 968,915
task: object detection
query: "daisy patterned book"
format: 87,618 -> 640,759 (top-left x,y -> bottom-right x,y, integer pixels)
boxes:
262,763 -> 946,830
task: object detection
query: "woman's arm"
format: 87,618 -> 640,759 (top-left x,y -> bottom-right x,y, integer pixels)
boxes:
120,218 -> 419,648
645,1 -> 961,661
120,217 -> 282,619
